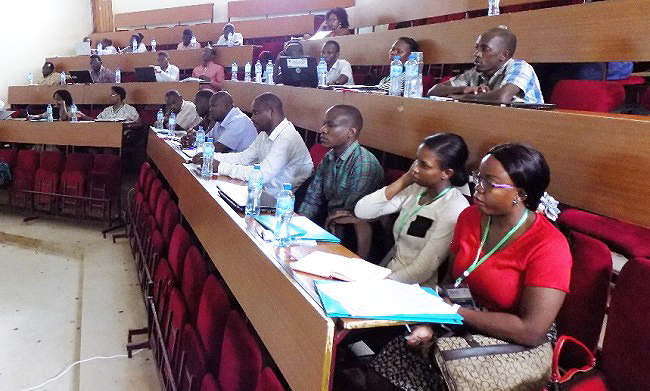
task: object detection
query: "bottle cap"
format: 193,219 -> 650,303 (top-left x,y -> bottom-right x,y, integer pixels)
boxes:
283,183 -> 292,190
393,55 -> 400,61
198,126 -> 203,131
253,164 -> 261,170
206,137 -> 214,142
409,53 -> 416,60
321,57 -> 325,61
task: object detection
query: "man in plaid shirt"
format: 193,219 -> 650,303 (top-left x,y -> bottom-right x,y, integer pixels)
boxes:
298,105 -> 384,224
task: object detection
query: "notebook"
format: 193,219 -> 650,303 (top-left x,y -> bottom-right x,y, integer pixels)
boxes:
290,251 -> 391,281
254,215 -> 340,243
216,180 -> 276,213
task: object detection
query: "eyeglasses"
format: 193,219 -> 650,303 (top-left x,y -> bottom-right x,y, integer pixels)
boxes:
471,171 -> 516,191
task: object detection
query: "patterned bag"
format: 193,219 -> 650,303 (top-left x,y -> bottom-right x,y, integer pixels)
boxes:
432,332 -> 553,391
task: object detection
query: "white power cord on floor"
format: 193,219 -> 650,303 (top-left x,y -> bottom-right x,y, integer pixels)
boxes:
19,349 -> 144,391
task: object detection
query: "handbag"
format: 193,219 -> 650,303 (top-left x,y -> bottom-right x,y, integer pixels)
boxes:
432,331 -> 553,391
546,335 -> 608,391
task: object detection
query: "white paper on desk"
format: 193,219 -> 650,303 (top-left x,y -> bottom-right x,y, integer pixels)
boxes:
316,280 -> 458,317
291,251 -> 391,281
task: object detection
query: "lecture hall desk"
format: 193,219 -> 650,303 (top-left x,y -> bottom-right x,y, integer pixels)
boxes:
0,119 -> 122,148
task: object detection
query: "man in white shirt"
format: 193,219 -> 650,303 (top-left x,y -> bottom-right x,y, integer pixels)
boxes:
100,39 -> 117,55
164,90 -> 202,130
322,40 -> 354,85
210,93 -> 313,196
153,51 -> 179,82
215,23 -> 244,46
177,29 -> 201,50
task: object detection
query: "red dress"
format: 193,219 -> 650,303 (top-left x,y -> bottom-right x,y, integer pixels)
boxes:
451,206 -> 572,313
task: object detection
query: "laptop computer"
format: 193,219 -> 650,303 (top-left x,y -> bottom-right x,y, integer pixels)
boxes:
456,96 -> 556,110
68,70 -> 94,84
277,56 -> 318,88
135,67 -> 157,82
216,179 -> 276,213
75,41 -> 91,56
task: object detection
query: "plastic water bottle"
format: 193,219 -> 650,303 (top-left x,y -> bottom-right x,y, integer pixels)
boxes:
201,138 -> 215,179
195,126 -> 205,151
255,60 -> 263,83
274,183 -> 295,247
403,54 -> 418,98
28,72 -> 33,85
413,52 -> 424,98
115,68 -> 121,83
227,34 -> 234,47
191,36 -> 198,47
317,57 -> 328,87
156,108 -> 164,130
151,39 -> 157,52
60,72 -> 66,85
132,38 -> 137,52
46,104 -> 54,122
97,42 -> 103,54
231,62 -> 238,81
245,164 -> 264,217
488,0 -> 501,15
389,56 -> 403,96
70,104 -> 78,122
244,62 -> 251,82
168,112 -> 176,137
266,60 -> 274,85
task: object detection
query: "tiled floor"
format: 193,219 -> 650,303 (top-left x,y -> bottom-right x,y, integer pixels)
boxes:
0,211 -> 159,391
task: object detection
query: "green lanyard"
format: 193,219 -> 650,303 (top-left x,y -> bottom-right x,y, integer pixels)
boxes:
454,209 -> 529,287
397,187 -> 452,237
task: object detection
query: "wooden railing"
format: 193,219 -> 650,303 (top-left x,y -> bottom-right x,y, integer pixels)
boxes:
114,3 -> 214,29
228,0 -> 354,19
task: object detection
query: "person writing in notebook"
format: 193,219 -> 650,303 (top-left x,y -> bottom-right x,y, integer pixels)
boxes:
153,51 -> 179,82
427,27 -> 544,103
368,143 -> 571,390
192,47 -> 225,91
298,105 -> 383,225
201,93 -> 313,197
355,133 -> 470,287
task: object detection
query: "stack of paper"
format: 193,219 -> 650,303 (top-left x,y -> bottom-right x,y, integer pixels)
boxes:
291,251 -> 391,281
315,279 -> 463,324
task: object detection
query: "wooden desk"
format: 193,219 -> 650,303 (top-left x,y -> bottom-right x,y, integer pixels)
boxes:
0,120 -> 123,148
47,46 -> 255,72
114,3 -> 213,29
7,82 -> 200,106
223,80 -> 650,228
228,0 -> 353,19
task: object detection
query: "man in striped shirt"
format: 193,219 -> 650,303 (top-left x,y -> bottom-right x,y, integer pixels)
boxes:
298,105 -> 384,225
428,27 -> 544,104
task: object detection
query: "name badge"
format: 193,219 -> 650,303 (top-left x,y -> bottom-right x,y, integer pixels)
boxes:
440,283 -> 477,309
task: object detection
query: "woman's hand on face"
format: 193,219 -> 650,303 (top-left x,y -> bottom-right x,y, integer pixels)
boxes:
405,324 -> 434,348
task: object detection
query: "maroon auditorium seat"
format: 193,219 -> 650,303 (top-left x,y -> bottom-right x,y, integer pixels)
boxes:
167,224 -> 192,285
309,143 -> 329,169
196,275 -> 232,371
218,311 -> 262,391
550,80 -> 625,112
0,149 -> 17,169
200,373 -> 222,391
178,323 -> 207,391
254,368 -> 285,391
180,246 -> 208,323
34,150 -> 65,208
60,153 -> 93,214
12,150 -> 40,208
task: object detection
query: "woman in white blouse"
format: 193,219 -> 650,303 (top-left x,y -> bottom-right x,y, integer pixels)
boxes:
354,133 -> 470,287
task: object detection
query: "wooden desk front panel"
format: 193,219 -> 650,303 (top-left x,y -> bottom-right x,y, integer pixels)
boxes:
8,82 -> 200,105
0,121 -> 122,147
47,46 -> 255,72
147,133 -> 335,390
223,81 -> 650,228
228,0 -> 354,18
304,0 -> 650,64
114,3 -> 213,29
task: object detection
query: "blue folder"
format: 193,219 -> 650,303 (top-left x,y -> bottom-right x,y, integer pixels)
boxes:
254,215 -> 340,243
314,280 -> 463,324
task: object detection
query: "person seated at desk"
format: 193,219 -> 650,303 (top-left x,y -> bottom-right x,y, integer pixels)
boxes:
153,51 -> 179,82
215,23 -> 243,46
376,37 -> 419,92
204,93 -> 313,197
178,29 -> 201,50
298,105 -> 383,225
96,86 -> 143,146
100,38 -> 117,55
38,62 -> 62,86
368,143 -> 571,391
355,133 -> 469,287
29,90 -> 92,121
427,27 -> 544,104
315,7 -> 352,37
122,33 -> 147,53
89,54 -> 115,83
273,40 -> 304,83
163,90 -> 201,131
192,47 -> 225,92
191,89 -> 214,131
321,41 -> 354,85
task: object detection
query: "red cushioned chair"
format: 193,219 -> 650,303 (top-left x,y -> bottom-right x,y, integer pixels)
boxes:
309,143 -> 329,169
555,231 -> 612,369
60,153 -> 93,216
550,80 -> 625,113
33,150 -> 65,210
161,199 -> 181,244
168,224 -> 192,285
200,373 -> 222,391
148,179 -> 164,212
254,368 -> 285,391
181,246 -> 208,324
422,75 -> 436,97
164,287 -> 189,371
11,150 -> 40,208
196,275 -> 232,372
177,323 -> 208,391
154,189 -> 171,227
611,75 -> 646,86
641,86 -> 650,111
87,153 -> 121,219
218,311 -> 262,391
0,149 -> 17,170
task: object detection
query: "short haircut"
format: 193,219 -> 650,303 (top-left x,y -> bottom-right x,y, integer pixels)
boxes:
165,90 -> 181,99
102,38 -> 113,46
89,54 -> 102,63
284,41 -> 304,57
330,105 -> 363,132
53,89 -> 74,106
326,7 -> 350,28
196,89 -> 214,101
211,91 -> 233,105
254,93 -> 283,114
183,29 -> 193,36
111,86 -> 127,100
224,23 -> 234,31
487,143 -> 550,210
258,51 -> 274,64
484,27 -> 517,55
323,40 -> 340,53
398,37 -> 419,53
44,61 -> 54,70
422,133 -> 469,187
158,51 -> 170,59
131,34 -> 142,44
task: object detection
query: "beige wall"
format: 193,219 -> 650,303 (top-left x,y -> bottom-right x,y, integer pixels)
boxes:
111,0 -> 232,24
0,0 -> 93,105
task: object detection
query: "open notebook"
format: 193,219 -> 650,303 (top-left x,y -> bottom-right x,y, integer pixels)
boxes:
290,251 -> 390,281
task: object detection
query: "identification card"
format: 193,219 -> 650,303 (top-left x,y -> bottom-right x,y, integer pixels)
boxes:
440,283 -> 477,309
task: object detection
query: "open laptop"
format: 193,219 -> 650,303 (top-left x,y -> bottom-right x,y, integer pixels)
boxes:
68,70 -> 94,84
135,67 -> 157,82
216,179 -> 276,213
277,56 -> 318,88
